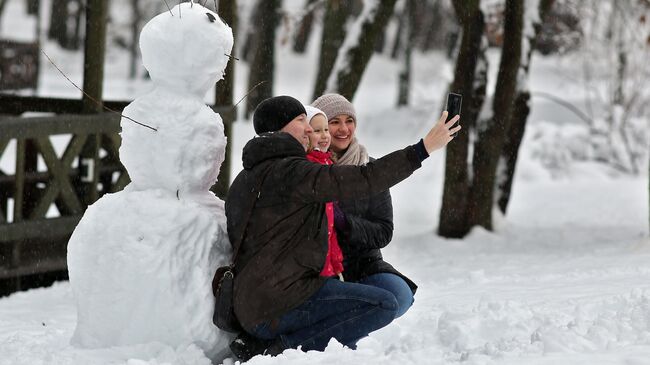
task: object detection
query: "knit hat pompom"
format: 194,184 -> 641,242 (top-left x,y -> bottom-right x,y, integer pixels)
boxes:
253,95 -> 306,134
311,93 -> 356,122
304,105 -> 327,124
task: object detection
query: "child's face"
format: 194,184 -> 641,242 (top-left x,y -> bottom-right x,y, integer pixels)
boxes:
308,114 -> 331,151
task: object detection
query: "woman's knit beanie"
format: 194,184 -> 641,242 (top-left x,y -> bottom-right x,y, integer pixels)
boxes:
311,93 -> 356,122
253,95 -> 306,134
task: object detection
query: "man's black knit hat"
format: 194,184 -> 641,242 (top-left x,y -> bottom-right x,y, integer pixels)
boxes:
253,96 -> 306,134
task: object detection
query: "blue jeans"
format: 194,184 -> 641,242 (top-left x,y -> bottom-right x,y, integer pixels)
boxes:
248,278 -> 398,352
357,273 -> 414,318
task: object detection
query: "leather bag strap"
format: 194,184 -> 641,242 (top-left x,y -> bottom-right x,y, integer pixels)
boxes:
230,161 -> 274,266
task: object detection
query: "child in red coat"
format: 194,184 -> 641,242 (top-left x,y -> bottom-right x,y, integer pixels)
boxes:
304,105 -> 344,280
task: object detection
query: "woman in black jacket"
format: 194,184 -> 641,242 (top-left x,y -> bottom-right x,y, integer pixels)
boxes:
312,94 -> 416,318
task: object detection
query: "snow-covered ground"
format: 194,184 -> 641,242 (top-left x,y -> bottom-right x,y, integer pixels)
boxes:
1,1 -> 649,364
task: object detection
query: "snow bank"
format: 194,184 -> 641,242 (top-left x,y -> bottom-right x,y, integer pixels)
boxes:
0,283 -> 213,365
437,290 -> 650,359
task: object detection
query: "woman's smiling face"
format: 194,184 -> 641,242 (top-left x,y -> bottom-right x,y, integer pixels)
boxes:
327,114 -> 356,153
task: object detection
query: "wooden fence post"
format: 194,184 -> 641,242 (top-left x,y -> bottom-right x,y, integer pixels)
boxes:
11,139 -> 26,291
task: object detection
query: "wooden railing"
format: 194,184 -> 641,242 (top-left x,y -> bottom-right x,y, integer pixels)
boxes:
0,113 -> 126,287
0,98 -> 235,295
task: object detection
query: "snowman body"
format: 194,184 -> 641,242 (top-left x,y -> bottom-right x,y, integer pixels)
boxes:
67,3 -> 234,355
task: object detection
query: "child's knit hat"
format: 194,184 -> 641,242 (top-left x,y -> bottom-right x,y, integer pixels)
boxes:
304,105 -> 326,124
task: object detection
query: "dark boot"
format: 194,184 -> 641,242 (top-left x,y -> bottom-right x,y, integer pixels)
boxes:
229,332 -> 285,362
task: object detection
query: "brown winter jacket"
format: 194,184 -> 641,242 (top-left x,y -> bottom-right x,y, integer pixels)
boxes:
225,132 -> 422,331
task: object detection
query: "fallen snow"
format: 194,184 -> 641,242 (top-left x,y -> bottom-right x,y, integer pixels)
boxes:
2,104 -> 648,364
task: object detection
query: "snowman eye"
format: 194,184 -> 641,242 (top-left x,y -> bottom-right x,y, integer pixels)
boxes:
206,13 -> 216,23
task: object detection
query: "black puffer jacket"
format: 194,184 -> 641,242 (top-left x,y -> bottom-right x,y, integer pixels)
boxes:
225,132 -> 423,330
337,184 -> 417,294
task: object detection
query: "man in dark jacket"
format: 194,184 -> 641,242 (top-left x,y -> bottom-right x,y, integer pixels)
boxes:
225,95 -> 460,360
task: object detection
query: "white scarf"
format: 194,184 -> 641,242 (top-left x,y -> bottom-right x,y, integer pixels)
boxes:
335,137 -> 369,166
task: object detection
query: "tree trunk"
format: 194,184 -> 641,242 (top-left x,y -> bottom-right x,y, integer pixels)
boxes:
47,0 -> 82,50
467,0 -> 524,230
312,0 -> 350,100
293,0 -> 318,54
438,0 -> 488,238
496,91 -> 529,213
215,0 -> 237,107
69,0 -> 83,50
245,0 -> 280,117
396,0 -> 415,106
241,0 -> 263,63
82,0 -> 107,113
497,0 -> 556,214
27,0 -> 39,15
48,0 -> 68,44
390,4 -> 405,59
611,2 -> 626,107
0,0 -> 9,29
374,25 -> 387,54
423,1 -> 443,51
325,0 -> 398,100
129,0 -> 142,79
80,0 -> 108,207
212,0 -> 238,199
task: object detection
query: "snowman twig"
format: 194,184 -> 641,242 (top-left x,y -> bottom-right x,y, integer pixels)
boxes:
41,49 -> 158,132
224,54 -> 239,61
197,1 -> 216,12
234,80 -> 268,108
161,0 -> 174,16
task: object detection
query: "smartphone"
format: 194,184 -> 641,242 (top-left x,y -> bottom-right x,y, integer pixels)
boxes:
446,92 -> 462,137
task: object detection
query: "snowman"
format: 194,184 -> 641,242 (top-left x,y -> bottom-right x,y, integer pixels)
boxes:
67,1 -> 234,357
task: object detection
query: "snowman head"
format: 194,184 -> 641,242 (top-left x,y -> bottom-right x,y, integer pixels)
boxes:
139,2 -> 234,97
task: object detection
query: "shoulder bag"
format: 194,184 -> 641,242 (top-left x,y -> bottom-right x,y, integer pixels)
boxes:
212,163 -> 273,333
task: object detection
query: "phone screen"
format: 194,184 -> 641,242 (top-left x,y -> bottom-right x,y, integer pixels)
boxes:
446,93 -> 462,137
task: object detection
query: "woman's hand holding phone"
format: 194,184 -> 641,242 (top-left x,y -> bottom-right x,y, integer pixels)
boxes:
423,111 -> 461,154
